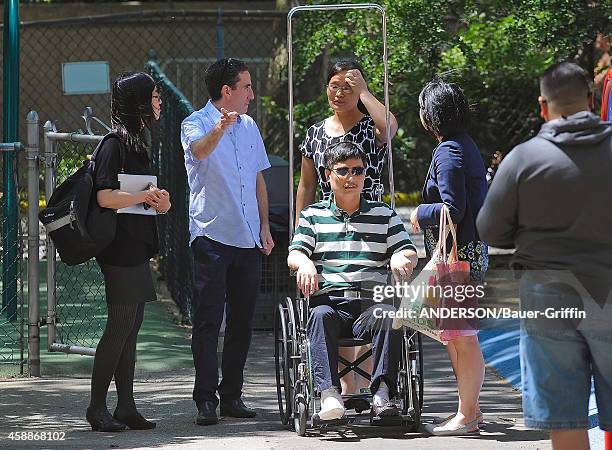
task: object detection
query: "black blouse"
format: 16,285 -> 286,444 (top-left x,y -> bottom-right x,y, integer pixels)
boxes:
300,116 -> 387,201
93,136 -> 159,267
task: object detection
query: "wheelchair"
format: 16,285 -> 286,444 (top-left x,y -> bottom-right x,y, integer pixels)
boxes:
280,3 -> 423,437
274,294 -> 424,436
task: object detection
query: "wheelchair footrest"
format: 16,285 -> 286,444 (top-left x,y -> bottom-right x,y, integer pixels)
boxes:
343,397 -> 371,413
311,413 -> 352,428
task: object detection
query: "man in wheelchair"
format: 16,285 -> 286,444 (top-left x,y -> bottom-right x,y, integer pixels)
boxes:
288,142 -> 418,422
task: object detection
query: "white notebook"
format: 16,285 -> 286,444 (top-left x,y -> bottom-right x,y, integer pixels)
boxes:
117,174 -> 158,215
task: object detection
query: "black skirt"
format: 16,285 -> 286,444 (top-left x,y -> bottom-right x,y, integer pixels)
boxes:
99,261 -> 157,304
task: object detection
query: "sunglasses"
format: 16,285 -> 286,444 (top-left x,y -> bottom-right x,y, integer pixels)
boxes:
331,166 -> 365,177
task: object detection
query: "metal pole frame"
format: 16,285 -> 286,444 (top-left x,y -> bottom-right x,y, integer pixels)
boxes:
26,111 -> 41,377
42,126 -> 103,356
42,121 -> 58,354
287,3 -> 394,238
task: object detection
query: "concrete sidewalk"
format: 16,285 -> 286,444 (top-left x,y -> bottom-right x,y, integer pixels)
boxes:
0,331 -> 550,450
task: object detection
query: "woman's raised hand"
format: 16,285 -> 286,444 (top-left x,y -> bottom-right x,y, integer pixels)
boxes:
345,69 -> 368,96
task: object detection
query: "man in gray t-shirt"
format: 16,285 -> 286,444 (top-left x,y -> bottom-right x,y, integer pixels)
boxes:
478,62 -> 612,449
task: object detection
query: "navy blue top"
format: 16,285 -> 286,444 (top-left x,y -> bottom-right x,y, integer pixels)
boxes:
417,132 -> 488,247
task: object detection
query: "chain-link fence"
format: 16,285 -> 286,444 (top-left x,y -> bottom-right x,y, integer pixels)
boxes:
147,61 -> 194,322
2,10 -> 286,152
0,145 -> 27,378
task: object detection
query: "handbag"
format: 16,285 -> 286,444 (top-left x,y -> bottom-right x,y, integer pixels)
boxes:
393,205 -> 471,343
436,206 -> 472,335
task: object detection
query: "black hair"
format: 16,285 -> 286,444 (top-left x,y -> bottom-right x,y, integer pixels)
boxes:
205,58 -> 249,101
111,71 -> 156,154
540,61 -> 592,106
418,78 -> 470,139
327,59 -> 369,115
323,141 -> 367,169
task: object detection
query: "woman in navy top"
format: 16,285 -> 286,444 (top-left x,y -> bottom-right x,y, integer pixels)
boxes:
410,79 -> 488,436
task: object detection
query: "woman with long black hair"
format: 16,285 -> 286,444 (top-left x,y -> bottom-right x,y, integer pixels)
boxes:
86,72 -> 171,432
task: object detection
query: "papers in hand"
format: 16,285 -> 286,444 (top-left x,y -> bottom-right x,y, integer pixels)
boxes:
117,174 -> 158,215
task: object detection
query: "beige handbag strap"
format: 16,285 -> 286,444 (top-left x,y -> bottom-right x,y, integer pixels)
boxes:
435,205 -> 448,261
443,205 -> 459,262
437,204 -> 459,263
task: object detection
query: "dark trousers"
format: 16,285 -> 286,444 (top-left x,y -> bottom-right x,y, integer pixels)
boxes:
190,236 -> 261,408
307,296 -> 402,396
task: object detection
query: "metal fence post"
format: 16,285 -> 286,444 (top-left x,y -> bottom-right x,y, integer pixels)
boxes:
2,0 -> 20,322
26,111 -> 40,377
215,8 -> 224,60
43,120 -> 57,350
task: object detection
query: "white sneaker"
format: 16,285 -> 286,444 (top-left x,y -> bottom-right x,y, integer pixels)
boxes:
319,388 -> 345,421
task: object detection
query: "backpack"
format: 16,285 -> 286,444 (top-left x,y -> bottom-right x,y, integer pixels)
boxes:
39,133 -> 125,266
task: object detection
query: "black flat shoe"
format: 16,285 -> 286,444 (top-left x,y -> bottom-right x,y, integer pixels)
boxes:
220,398 -> 257,418
113,408 -> 156,430
86,407 -> 126,432
195,401 -> 218,426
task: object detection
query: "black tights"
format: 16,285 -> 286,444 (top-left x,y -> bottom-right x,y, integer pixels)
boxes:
89,303 -> 145,412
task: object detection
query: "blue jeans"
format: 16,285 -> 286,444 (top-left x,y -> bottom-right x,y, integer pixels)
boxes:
519,271 -> 612,431
190,236 -> 261,408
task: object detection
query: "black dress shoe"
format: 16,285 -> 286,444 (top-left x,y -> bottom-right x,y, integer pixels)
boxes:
220,398 -> 257,418
195,401 -> 218,426
113,407 -> 156,430
86,406 -> 127,432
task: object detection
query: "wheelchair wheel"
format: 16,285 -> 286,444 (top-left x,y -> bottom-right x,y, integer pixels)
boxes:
274,297 -> 296,427
399,329 -> 422,430
416,332 -> 424,411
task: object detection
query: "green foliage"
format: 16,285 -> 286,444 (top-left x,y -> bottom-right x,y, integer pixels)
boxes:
56,141 -> 90,184
383,191 -> 422,207
283,0 -> 612,192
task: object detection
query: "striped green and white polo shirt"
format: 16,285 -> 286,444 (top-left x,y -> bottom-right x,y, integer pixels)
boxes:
289,195 -> 416,296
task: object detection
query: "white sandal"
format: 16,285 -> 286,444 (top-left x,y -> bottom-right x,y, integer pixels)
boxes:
424,417 -> 481,436
432,411 -> 484,425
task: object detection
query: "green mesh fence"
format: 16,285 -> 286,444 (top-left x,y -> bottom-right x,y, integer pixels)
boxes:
0,147 -> 27,378
147,61 -> 194,322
